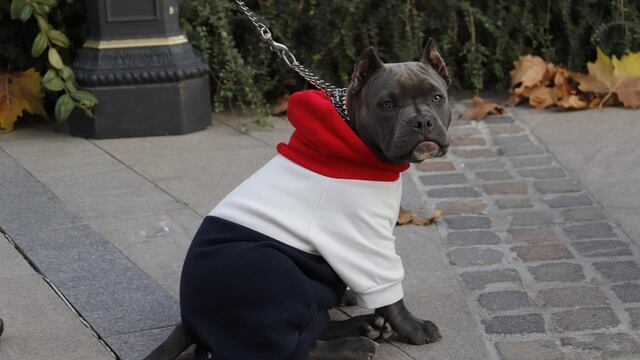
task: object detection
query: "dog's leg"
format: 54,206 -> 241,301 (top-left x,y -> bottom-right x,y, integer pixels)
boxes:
320,314 -> 393,341
143,324 -> 194,360
308,337 -> 378,360
375,299 -> 441,345
337,288 -> 358,306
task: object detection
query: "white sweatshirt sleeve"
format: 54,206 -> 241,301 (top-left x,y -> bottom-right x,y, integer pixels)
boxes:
308,177 -> 405,309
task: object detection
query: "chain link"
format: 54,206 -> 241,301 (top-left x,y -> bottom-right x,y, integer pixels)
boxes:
233,0 -> 349,122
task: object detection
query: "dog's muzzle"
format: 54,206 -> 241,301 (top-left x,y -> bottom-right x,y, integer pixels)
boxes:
410,141 -> 448,161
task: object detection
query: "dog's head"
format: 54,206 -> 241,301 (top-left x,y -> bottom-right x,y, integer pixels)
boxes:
346,39 -> 451,164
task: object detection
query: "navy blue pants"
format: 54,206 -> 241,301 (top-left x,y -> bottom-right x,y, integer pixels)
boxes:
180,216 -> 346,360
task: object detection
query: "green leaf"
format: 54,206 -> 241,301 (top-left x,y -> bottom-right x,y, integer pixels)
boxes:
47,29 -> 70,48
64,80 -> 77,92
36,0 -> 57,6
42,74 -> 64,91
42,68 -> 56,83
18,2 -> 32,21
54,94 -> 74,122
10,0 -> 25,19
60,66 -> 75,81
47,47 -> 63,69
35,14 -> 51,31
80,106 -> 93,118
31,31 -> 47,57
70,90 -> 98,104
31,2 -> 49,15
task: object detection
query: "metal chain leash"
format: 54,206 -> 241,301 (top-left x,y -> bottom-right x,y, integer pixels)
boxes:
233,0 -> 350,122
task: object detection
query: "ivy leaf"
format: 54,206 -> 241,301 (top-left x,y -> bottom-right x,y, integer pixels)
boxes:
10,0 -> 25,19
37,0 -> 58,6
573,48 -> 640,109
31,31 -> 47,57
60,66 -> 75,81
47,29 -> 70,48
70,90 -> 98,104
47,47 -> 63,69
42,69 -> 64,91
54,93 -> 74,122
18,2 -> 32,21
0,69 -> 47,132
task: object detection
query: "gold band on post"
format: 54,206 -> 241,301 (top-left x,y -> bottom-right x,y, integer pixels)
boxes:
83,34 -> 188,49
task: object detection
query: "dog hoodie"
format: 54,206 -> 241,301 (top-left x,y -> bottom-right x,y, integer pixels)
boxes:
210,89 -> 410,309
180,90 -> 410,359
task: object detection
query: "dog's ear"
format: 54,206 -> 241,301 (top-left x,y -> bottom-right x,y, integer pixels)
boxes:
421,38 -> 451,86
350,46 -> 384,94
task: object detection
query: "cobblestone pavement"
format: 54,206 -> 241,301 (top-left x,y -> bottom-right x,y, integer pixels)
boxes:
408,104 -> 640,360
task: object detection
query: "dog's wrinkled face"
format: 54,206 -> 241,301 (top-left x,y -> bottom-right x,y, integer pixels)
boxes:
346,39 -> 452,164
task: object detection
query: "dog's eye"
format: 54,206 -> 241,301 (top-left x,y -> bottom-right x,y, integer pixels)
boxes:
380,100 -> 395,110
433,94 -> 444,103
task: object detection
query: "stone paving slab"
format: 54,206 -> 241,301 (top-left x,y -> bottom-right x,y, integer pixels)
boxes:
0,151 -> 180,359
0,233 -> 114,360
410,103 -> 640,359
512,107 -> 640,250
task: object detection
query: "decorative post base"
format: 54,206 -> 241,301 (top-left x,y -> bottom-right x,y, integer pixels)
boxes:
69,0 -> 211,139
70,43 -> 211,139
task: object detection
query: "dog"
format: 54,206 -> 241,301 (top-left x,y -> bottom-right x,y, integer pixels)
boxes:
144,38 -> 451,360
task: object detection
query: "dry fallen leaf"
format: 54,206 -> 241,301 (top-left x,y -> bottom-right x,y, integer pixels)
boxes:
270,94 -> 290,115
556,94 -> 589,110
461,96 -> 505,120
397,207 -> 414,225
509,55 -> 556,104
573,49 -> 640,109
0,69 -> 46,132
527,86 -> 555,109
397,207 -> 442,226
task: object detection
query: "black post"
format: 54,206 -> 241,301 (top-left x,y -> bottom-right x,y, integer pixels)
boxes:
69,0 -> 211,139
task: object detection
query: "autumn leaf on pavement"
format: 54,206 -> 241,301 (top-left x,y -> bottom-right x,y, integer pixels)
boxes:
527,86 -> 555,109
270,94 -> 289,115
551,67 -> 589,110
461,96 -> 505,120
397,207 -> 443,226
0,69 -> 46,132
509,55 -> 555,105
397,207 -> 414,225
612,52 -> 640,108
573,48 -> 640,109
556,94 -> 589,110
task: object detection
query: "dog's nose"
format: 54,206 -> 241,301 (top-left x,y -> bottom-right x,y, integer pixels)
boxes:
412,118 -> 435,132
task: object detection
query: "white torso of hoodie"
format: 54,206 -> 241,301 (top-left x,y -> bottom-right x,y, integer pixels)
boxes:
210,154 -> 404,309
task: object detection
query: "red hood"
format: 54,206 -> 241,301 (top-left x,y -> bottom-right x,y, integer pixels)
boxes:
277,90 -> 410,181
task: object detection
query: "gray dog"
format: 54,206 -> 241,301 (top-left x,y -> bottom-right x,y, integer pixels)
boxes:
145,38 -> 451,360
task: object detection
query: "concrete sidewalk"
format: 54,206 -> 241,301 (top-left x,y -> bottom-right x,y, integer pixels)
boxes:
0,113 -> 489,359
1,102 -> 639,360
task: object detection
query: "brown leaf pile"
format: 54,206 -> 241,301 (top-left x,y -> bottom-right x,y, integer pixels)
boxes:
508,49 -> 640,110
461,96 -> 505,120
397,207 -> 443,226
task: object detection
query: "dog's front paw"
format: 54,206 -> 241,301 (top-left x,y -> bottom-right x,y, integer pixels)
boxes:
396,319 -> 441,345
321,314 -> 393,341
364,315 -> 394,341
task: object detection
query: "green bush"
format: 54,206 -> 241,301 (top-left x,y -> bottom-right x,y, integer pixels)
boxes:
180,0 -> 639,112
3,0 -> 639,115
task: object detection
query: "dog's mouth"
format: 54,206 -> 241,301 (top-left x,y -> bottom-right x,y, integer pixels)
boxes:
410,140 -> 448,162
